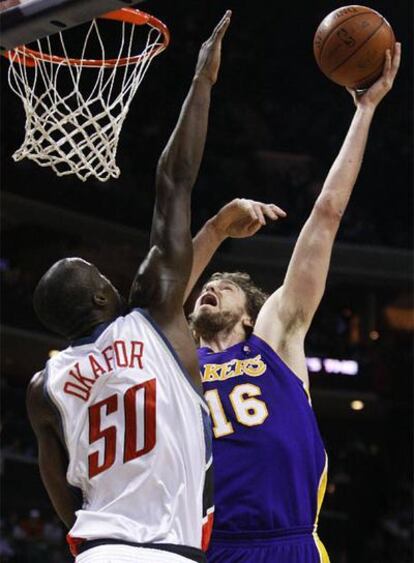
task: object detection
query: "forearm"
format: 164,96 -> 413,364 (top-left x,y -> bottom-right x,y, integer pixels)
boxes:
184,218 -> 226,301
149,75 -> 213,265
277,107 -> 376,329
156,76 -> 213,191
318,105 -> 375,215
40,463 -> 78,529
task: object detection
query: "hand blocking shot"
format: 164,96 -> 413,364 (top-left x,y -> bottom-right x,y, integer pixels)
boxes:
26,12 -> 231,563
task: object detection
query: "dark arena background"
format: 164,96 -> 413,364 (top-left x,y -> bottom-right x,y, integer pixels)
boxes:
0,0 -> 413,561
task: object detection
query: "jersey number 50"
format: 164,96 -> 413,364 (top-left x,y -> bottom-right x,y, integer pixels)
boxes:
88,379 -> 156,478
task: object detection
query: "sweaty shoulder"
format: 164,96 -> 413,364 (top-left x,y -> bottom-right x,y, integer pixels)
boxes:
27,370 -> 46,407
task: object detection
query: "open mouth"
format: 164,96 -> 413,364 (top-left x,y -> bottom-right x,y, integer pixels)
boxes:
200,293 -> 218,307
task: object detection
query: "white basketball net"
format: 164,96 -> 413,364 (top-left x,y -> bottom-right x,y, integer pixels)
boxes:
6,19 -> 164,182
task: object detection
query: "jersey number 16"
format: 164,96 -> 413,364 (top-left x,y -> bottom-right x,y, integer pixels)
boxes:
205,383 -> 269,438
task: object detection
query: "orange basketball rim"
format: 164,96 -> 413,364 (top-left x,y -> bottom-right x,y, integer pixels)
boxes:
3,7 -> 170,67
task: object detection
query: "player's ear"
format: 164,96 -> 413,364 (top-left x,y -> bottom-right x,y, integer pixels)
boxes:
242,315 -> 254,330
93,292 -> 107,307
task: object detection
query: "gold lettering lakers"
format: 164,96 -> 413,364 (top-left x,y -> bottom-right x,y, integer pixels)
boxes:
201,355 -> 266,383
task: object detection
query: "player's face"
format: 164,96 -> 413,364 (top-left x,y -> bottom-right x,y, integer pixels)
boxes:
192,279 -> 250,335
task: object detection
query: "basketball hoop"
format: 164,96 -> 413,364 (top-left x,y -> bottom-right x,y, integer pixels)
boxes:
4,8 -> 170,182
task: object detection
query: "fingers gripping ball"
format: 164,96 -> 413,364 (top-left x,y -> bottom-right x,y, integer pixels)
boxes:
313,5 -> 395,89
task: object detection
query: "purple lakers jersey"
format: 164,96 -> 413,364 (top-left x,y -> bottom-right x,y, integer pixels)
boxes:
199,334 -> 328,536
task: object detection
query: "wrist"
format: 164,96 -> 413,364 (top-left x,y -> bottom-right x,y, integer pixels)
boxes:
355,103 -> 376,117
206,215 -> 228,245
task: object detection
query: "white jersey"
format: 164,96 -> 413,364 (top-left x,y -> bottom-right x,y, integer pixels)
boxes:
43,309 -> 213,555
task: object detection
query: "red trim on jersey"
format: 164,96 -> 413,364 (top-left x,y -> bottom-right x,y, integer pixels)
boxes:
202,512 -> 214,551
67,534 -> 85,557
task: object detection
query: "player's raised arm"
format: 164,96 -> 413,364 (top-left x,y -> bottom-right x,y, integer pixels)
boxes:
129,11 -> 231,315
254,44 -> 401,382
184,199 -> 286,301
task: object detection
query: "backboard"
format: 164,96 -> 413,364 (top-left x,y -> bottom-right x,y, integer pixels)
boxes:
0,0 -> 146,50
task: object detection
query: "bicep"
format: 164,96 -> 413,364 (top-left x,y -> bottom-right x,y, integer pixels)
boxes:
254,292 -> 310,387
128,244 -> 190,319
253,205 -> 340,383
279,204 -> 340,330
254,288 -> 306,352
254,207 -> 338,383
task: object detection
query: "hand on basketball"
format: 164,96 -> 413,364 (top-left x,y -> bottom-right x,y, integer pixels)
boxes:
347,42 -> 401,108
194,10 -> 232,85
211,198 -> 287,240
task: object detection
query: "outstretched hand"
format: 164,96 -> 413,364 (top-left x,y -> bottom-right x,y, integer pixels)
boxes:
194,10 -> 232,85
211,198 -> 287,239
347,42 -> 401,108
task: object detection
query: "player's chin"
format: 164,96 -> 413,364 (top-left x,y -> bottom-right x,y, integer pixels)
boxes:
189,309 -> 224,339
190,306 -> 221,328
194,304 -> 218,317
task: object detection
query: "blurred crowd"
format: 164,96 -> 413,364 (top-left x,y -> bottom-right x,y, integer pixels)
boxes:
320,433 -> 413,563
0,509 -> 70,563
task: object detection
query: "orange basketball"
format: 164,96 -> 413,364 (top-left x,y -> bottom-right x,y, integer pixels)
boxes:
313,5 -> 395,89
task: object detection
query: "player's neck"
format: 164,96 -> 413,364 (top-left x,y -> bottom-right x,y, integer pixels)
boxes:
199,324 -> 247,353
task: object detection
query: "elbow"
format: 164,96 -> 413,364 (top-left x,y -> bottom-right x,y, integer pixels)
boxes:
314,195 -> 343,224
156,153 -> 193,191
156,154 -> 172,188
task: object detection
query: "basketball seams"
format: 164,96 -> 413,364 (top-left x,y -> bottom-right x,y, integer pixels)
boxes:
315,9 -> 375,66
327,18 -> 385,76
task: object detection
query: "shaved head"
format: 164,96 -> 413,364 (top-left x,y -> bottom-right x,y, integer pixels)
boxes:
33,258 -> 124,339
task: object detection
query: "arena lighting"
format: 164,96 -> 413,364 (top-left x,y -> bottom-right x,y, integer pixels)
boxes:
306,357 -> 359,375
369,330 -> 380,341
350,400 -> 365,411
